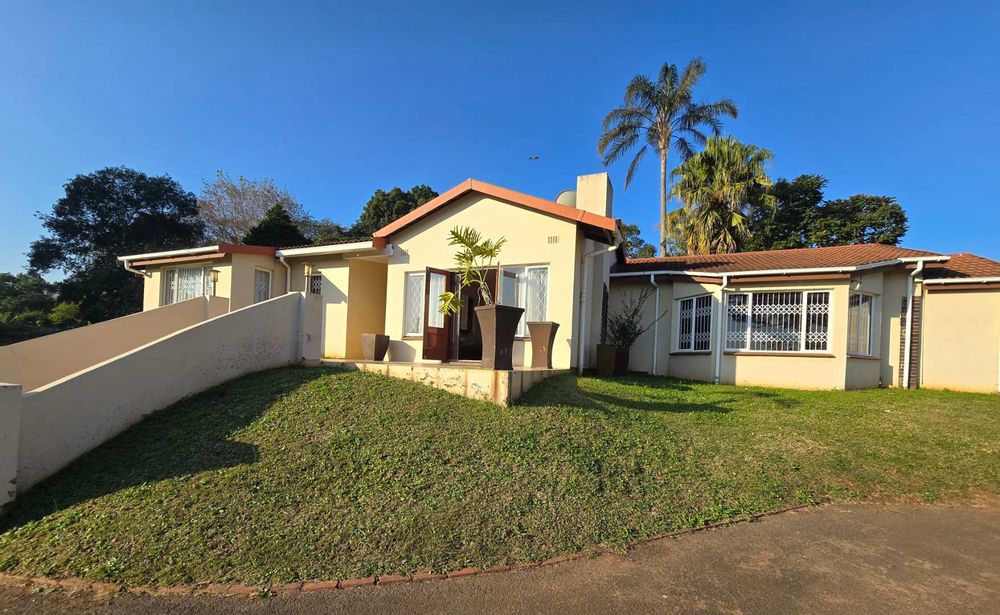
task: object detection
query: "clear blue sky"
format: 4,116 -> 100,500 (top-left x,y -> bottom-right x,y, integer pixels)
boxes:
2,0 -> 998,275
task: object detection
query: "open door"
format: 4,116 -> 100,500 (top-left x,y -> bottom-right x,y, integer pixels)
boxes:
422,267 -> 452,360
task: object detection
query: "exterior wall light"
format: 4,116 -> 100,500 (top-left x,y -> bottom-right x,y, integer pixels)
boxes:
210,269 -> 220,295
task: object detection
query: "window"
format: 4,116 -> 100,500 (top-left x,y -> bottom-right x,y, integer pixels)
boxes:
725,290 -> 831,353
403,272 -> 425,337
498,266 -> 548,337
427,271 -> 446,328
848,293 -> 875,355
161,266 -> 211,306
675,294 -> 713,351
308,275 -> 322,295
253,269 -> 272,304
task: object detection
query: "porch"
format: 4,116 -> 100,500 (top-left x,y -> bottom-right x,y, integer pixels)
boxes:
320,359 -> 568,406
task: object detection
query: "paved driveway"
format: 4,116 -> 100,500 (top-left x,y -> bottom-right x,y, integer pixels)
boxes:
2,502 -> 998,614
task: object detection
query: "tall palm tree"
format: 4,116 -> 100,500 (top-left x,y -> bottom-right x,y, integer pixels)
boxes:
598,58 -> 738,256
671,136 -> 775,254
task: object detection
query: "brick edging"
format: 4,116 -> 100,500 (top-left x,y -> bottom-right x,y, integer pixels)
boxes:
0,503 -> 817,598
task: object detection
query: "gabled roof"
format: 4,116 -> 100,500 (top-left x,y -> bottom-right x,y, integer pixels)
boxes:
615,244 -> 941,275
372,178 -> 618,242
923,253 -> 1000,279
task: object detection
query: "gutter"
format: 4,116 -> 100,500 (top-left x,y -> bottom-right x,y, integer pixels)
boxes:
121,258 -> 150,278
116,245 -> 222,262
649,274 -> 659,375
922,276 -> 1000,285
608,256 -> 951,280
713,275 -> 730,384
278,256 -> 291,293
577,241 -> 621,375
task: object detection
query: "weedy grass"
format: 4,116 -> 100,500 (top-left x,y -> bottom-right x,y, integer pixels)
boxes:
1,366 -> 996,585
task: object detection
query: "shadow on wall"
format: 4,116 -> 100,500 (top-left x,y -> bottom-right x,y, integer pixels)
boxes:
516,372 -> 802,414
0,367 -> 317,532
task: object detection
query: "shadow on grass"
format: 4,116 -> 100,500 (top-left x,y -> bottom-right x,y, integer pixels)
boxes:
519,372 -> 801,415
1,366 -> 328,532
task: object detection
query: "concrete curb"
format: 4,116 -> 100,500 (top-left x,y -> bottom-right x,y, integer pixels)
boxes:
0,503 -> 817,598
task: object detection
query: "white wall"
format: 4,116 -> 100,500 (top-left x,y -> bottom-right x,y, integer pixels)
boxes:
0,383 -> 20,507
12,292 -> 320,493
0,295 -> 229,392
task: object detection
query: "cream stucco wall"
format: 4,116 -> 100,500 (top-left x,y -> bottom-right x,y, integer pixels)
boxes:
346,259 -> 388,359
140,253 -> 283,312
0,296 -> 229,392
15,292 -> 320,492
383,193 -> 584,369
0,383 -> 19,507
920,288 -> 1000,393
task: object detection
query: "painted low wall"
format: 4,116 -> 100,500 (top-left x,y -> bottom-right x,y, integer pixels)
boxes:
12,292 -> 320,493
0,383 -> 20,507
921,288 -> 1000,393
0,296 -> 229,392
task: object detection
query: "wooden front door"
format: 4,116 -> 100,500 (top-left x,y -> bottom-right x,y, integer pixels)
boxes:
422,267 -> 452,361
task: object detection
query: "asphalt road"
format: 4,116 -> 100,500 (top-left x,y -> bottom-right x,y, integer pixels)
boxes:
2,502 -> 998,614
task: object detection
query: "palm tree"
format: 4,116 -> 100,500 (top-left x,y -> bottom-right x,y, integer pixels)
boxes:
671,136 -> 775,254
598,58 -> 738,256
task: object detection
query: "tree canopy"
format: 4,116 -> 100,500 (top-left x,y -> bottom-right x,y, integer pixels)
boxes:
671,136 -> 775,254
598,58 -> 737,256
29,167 -> 204,322
242,204 -> 309,247
744,175 -> 908,251
199,171 -> 309,243
620,223 -> 656,259
349,185 -> 438,237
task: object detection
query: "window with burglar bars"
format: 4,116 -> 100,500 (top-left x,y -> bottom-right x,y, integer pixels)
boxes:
308,274 -> 322,295
847,293 -> 874,355
676,294 -> 713,351
725,290 -> 830,352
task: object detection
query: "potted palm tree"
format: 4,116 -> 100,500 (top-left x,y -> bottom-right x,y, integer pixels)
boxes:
438,226 -> 524,371
605,287 -> 666,376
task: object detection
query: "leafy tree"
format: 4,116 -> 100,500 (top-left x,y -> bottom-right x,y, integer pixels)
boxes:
744,176 -> 908,250
199,171 -> 312,243
671,136 -> 775,254
49,302 -> 84,327
0,272 -> 56,320
620,223 -> 656,259
744,175 -> 826,251
809,195 -> 907,246
29,167 -> 204,322
350,185 -> 438,237
242,204 -> 309,247
598,58 -> 738,256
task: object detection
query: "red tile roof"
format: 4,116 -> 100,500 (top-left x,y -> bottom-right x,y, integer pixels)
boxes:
616,244 -> 940,274
924,253 -> 1000,279
372,179 -> 618,241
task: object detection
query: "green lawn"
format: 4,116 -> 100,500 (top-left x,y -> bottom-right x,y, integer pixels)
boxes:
1,367 -> 997,586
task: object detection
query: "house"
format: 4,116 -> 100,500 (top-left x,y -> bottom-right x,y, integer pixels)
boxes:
117,173 -> 1000,393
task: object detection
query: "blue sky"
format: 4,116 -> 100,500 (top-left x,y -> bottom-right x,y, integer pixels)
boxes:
1,0 -> 998,275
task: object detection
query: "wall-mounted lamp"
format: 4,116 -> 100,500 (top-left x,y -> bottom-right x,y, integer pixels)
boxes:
210,269 -> 220,296
850,276 -> 863,291
304,263 -> 315,277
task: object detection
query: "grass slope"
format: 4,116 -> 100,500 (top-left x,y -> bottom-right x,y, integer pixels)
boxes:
1,367 -> 997,586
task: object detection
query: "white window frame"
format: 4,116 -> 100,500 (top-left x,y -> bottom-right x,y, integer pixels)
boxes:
161,265 -> 211,306
673,293 -> 713,352
403,271 -> 426,338
847,291 -> 879,357
253,268 -> 272,304
498,265 -> 549,338
723,289 -> 833,354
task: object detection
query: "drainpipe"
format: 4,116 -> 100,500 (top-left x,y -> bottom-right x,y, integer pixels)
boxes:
649,273 -> 659,375
121,259 -> 149,278
278,256 -> 291,293
713,275 -> 730,384
577,242 -> 620,375
903,260 -> 925,389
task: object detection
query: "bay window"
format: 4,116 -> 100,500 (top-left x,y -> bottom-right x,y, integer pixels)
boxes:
725,290 -> 831,353
847,293 -> 875,356
675,294 -> 713,351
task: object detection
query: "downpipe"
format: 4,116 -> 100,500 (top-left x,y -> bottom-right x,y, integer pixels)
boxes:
713,275 -> 730,384
649,273 -> 659,375
903,260 -> 925,389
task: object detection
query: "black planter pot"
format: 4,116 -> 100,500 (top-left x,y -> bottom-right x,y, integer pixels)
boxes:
526,321 -> 559,369
596,344 -> 617,377
613,346 -> 630,375
361,333 -> 389,361
475,304 -> 524,371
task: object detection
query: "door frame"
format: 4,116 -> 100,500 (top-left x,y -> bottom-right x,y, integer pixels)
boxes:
422,267 -> 452,361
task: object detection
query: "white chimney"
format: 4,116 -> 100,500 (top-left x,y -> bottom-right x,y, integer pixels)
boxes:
575,172 -> 613,218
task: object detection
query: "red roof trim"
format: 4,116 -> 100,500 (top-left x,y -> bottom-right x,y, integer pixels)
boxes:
217,243 -> 277,257
372,178 -> 618,239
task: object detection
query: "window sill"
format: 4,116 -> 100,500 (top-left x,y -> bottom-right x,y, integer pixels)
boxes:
847,354 -> 881,361
724,351 -> 835,358
402,335 -> 422,341
670,351 -> 711,356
